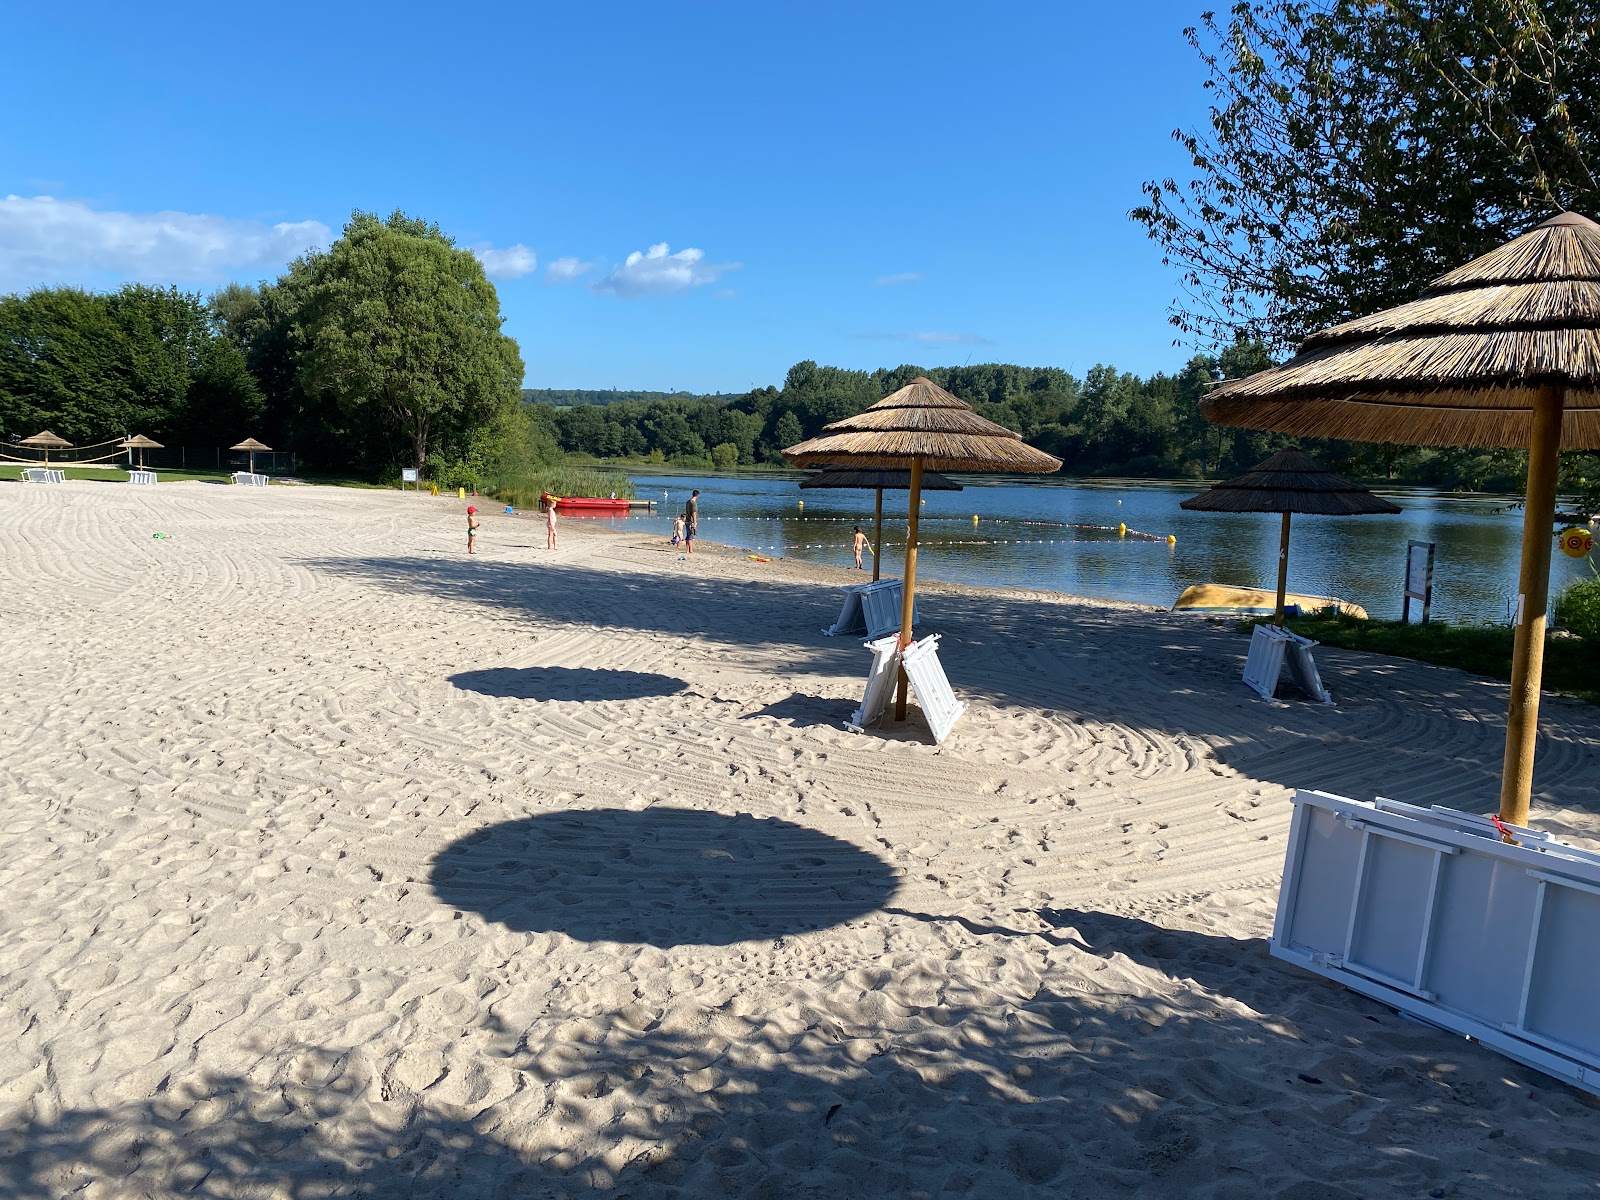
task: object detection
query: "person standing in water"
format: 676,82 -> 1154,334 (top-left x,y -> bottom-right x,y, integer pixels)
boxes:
852,525 -> 868,570
545,495 -> 558,550
466,505 -> 479,554
683,489 -> 699,555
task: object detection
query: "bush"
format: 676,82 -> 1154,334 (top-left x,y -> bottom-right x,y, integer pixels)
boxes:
710,442 -> 739,471
1556,574 -> 1600,640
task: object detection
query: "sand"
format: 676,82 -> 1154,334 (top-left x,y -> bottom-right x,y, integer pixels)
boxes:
2,480 -> 1598,1199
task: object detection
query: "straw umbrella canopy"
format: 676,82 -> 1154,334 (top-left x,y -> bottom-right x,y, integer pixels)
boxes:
784,377 -> 1061,719
1181,449 -> 1400,626
230,437 -> 272,474
20,430 -> 72,465
118,434 -> 163,471
1201,210 -> 1600,826
799,466 -> 963,582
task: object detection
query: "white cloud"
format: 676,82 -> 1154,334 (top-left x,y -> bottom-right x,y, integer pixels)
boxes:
0,194 -> 330,289
472,243 -> 537,279
593,242 -> 737,298
856,330 -> 992,346
545,256 -> 594,283
874,272 -> 924,286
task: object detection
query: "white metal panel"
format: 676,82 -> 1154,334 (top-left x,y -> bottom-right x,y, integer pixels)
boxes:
1242,624 -> 1288,700
901,634 -> 966,746
824,588 -> 866,638
846,635 -> 902,732
1273,788 -> 1600,1098
1282,630 -> 1333,704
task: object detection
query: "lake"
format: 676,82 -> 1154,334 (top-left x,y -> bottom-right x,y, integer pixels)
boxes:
573,470 -> 1591,625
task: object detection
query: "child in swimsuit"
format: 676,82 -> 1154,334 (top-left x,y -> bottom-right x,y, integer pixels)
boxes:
545,497 -> 558,550
466,505 -> 479,553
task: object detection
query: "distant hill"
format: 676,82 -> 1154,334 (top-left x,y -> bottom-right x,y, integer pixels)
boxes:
523,388 -> 733,407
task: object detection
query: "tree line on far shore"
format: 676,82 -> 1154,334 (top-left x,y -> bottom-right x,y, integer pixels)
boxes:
537,352 -> 1534,493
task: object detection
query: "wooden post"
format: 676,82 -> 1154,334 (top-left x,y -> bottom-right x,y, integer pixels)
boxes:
1274,511 -> 1292,627
873,487 -> 883,582
1500,384 -> 1565,827
894,458 -> 924,720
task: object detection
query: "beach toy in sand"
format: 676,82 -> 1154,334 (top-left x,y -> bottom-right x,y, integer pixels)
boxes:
457,487 -> 465,499
1560,527 -> 1594,558
504,505 -> 514,515
1118,522 -> 1127,537
152,532 -> 170,539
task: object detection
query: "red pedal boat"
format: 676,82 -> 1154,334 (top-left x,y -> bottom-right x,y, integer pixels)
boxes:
542,492 -> 632,513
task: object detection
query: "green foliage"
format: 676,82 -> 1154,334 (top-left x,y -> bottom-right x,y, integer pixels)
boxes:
524,388 -> 731,406
1252,610 -> 1600,706
1134,1 -> 1599,352
293,212 -> 524,474
0,284 -> 262,443
710,442 -> 739,471
1556,573 -> 1600,641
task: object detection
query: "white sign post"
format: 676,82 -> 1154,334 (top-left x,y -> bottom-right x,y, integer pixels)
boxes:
1403,540 -> 1435,624
401,467 -> 419,491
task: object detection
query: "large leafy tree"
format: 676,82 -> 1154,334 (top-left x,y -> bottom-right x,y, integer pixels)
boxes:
0,284 -> 262,443
290,211 -> 524,474
1133,0 -> 1598,354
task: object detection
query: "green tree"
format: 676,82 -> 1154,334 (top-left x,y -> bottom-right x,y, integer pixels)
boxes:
771,410 -> 804,454
1133,1 -> 1598,353
710,441 -> 739,471
293,211 -> 524,473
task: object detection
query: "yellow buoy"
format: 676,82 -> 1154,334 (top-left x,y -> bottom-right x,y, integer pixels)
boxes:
798,499 -> 803,510
1118,522 -> 1126,538
1166,534 -> 1176,545
973,514 -> 979,525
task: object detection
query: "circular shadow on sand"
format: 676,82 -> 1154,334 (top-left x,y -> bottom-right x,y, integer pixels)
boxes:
449,666 -> 686,702
429,808 -> 898,946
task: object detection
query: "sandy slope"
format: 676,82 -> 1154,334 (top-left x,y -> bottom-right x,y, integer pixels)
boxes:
1,480 -> 1597,1200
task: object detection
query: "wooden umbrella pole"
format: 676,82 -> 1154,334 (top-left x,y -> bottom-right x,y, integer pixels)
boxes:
873,487 -> 883,582
1500,384 -> 1565,827
1274,511 -> 1292,626
894,457 -> 924,720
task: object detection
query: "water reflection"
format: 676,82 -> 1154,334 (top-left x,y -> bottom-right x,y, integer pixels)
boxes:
583,471 -> 1589,624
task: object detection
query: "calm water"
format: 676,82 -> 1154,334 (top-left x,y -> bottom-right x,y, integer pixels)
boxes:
569,470 -> 1591,625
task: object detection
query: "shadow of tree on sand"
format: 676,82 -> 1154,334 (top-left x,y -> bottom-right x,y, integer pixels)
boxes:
5,909 -> 1595,1198
429,808 -> 899,946
449,666 -> 687,702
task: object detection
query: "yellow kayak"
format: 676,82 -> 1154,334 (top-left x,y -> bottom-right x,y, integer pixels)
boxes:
1173,583 -> 1368,620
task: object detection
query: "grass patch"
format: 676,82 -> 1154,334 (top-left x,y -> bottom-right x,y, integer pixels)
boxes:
1242,610 -> 1600,705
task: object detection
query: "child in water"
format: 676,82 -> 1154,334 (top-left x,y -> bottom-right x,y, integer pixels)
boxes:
852,525 -> 868,569
466,505 -> 479,554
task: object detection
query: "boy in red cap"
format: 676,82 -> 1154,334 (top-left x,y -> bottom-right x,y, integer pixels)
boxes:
466,505 -> 479,554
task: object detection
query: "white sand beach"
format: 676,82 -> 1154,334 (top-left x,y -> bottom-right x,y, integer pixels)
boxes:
3,480 -> 1599,1199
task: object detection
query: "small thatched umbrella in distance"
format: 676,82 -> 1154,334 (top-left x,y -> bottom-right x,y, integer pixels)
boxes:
784,377 -> 1061,719
20,430 -> 72,466
1181,449 -> 1400,626
800,466 -> 963,581
119,434 -> 163,471
1202,211 -> 1600,826
231,438 -> 272,475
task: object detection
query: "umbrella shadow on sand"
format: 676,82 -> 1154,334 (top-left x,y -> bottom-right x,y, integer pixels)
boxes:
5,908 -> 1596,1198
449,665 -> 687,702
428,807 -> 900,947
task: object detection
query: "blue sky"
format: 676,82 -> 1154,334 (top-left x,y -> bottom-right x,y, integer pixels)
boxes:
1,2 -> 1212,392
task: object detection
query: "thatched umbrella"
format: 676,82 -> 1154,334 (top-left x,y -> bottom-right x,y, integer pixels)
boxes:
20,430 -> 72,465
784,377 -> 1061,718
800,466 -> 963,581
118,434 -> 163,471
231,437 -> 271,474
1181,449 -> 1400,626
1202,210 -> 1600,826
